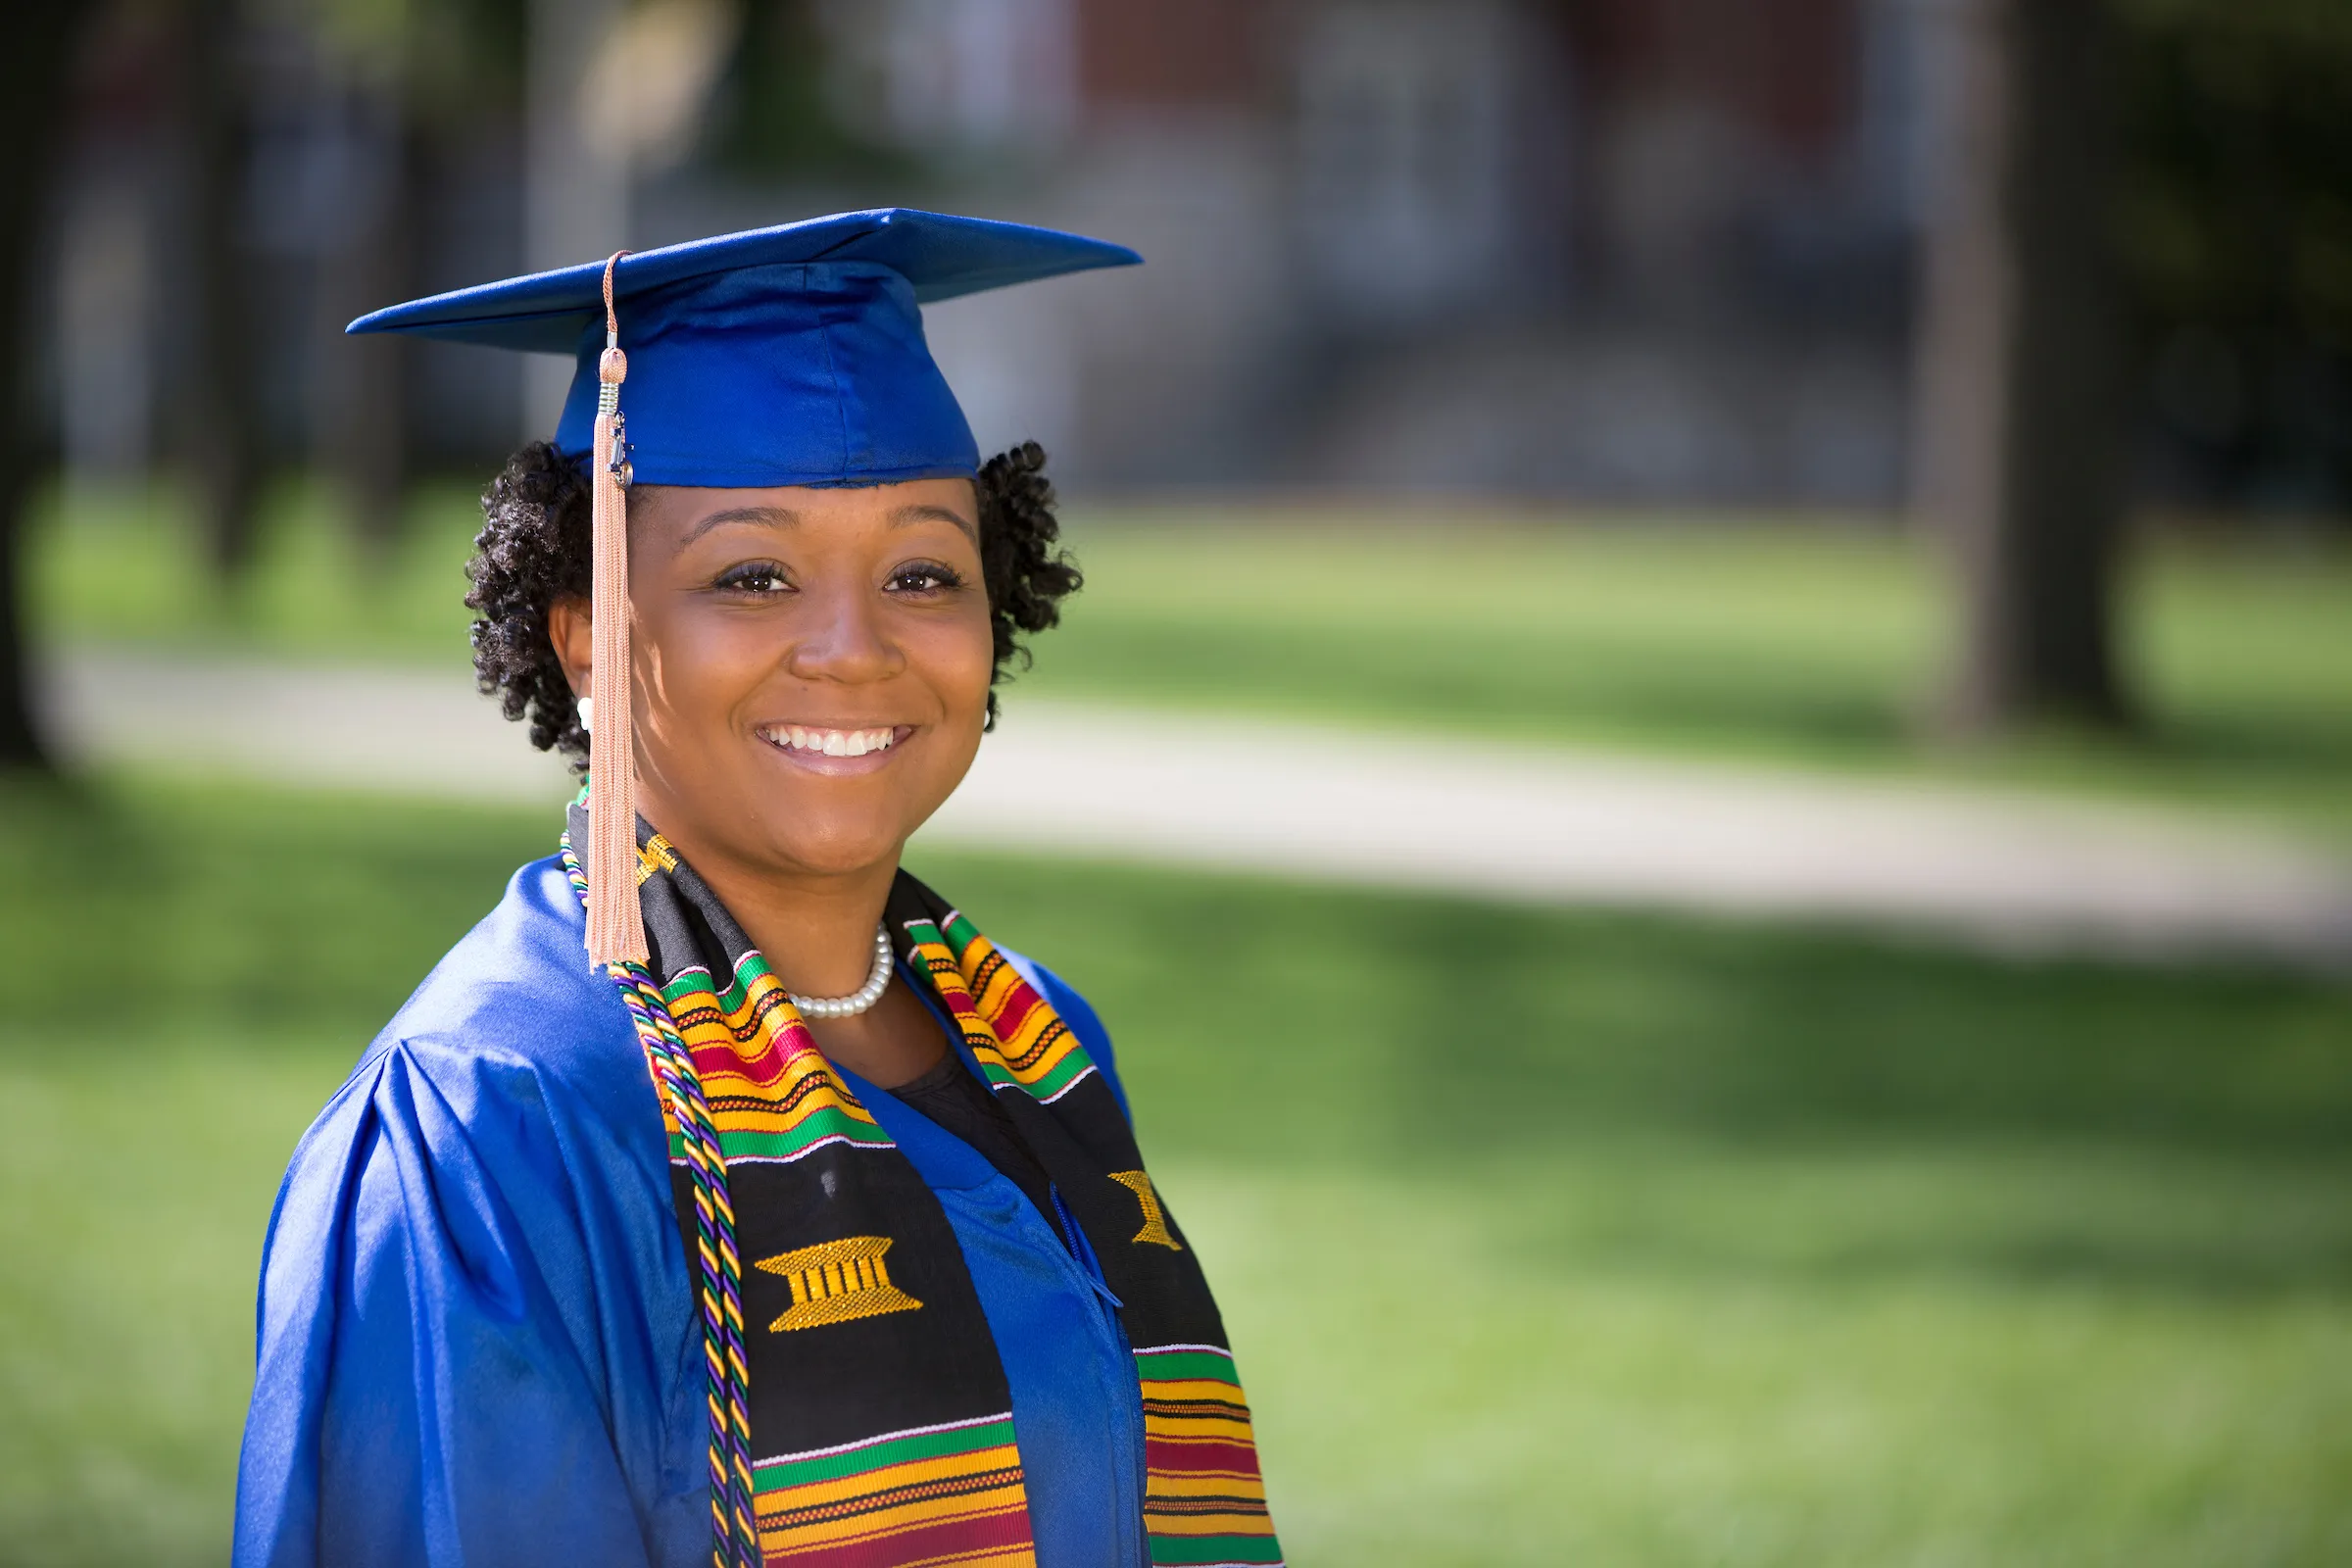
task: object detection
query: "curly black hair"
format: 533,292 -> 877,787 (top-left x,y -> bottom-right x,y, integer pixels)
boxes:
465,440 -> 1081,763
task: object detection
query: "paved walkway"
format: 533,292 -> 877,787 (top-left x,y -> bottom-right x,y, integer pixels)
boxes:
42,646 -> 2352,970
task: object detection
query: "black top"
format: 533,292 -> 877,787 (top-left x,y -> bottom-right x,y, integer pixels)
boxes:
887,1051 -> 1065,1242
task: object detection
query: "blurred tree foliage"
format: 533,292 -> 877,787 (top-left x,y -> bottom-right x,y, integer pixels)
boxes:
327,0 -> 529,126
700,0 -> 925,184
2115,0 -> 2352,512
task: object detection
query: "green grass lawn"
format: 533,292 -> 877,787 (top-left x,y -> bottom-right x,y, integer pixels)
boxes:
27,482 -> 2352,833
3,775 -> 2348,1566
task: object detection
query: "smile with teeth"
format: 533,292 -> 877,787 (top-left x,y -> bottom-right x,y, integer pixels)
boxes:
758,724 -> 902,758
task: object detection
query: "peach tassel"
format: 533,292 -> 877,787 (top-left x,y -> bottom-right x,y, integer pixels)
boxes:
585,250 -> 647,968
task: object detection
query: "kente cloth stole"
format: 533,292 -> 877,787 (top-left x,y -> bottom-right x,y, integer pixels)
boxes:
564,807 -> 1281,1568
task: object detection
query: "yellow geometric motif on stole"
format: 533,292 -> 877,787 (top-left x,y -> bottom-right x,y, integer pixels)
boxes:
635,833 -> 679,885
755,1236 -> 923,1332
1108,1171 -> 1183,1250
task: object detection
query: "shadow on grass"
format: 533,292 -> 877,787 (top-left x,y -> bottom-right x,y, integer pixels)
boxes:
0,770 -> 552,1052
13,766 -> 2341,1159
910,850 -> 2352,1155
917,848 -> 2352,1300
8,772 -> 2348,1303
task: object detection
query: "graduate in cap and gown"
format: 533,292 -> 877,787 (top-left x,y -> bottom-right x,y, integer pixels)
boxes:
231,211 -> 1282,1568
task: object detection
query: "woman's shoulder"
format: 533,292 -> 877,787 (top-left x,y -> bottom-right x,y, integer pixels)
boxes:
303,856 -> 651,1171
366,853 -> 641,1075
379,853 -> 616,1053
263,855 -> 671,1298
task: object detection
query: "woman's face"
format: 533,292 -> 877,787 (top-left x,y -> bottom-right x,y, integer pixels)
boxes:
561,477 -> 993,884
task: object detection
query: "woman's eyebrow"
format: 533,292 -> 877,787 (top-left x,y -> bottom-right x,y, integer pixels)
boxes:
890,502 -> 978,539
674,505 -> 799,550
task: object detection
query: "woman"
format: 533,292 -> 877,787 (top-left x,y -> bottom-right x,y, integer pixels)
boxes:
232,210 -> 1280,1568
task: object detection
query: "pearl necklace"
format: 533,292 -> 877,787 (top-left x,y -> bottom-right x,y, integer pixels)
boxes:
788,923 -> 895,1019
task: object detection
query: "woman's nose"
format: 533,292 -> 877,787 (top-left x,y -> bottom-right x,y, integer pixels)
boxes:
783,581 -> 903,683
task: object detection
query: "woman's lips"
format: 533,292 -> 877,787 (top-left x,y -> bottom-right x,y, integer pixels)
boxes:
753,723 -> 915,773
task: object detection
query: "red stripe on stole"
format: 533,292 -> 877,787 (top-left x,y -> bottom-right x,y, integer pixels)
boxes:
929,972 -> 978,1014
1146,1439 -> 1264,1480
762,1502 -> 1032,1567
687,1026 -> 821,1090
963,952 -> 1028,1014
688,1041 -> 788,1087
984,980 -> 1045,1047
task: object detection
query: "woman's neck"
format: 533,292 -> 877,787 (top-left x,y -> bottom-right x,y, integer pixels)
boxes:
653,826 -> 900,998
656,831 -> 949,1089
638,817 -> 949,1088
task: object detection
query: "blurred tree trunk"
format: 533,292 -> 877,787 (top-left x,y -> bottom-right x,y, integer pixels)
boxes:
0,0 -> 89,770
187,0 -> 265,579
324,113 -> 421,556
1913,0 -> 2132,731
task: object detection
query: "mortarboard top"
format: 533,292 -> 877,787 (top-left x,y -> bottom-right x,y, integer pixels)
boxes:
347,207 -> 1141,490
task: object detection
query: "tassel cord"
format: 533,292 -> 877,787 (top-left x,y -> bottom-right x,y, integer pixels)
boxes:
585,251 -> 648,967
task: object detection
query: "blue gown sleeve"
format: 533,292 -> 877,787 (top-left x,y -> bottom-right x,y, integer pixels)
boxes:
232,1037 -> 688,1568
1000,951 -> 1131,1124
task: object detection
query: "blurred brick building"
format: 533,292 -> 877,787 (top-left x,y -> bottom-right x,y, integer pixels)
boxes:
818,0 -> 1931,498
53,0 -> 1937,502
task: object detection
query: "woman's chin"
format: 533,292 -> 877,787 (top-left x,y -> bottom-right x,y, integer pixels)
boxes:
755,814 -> 921,881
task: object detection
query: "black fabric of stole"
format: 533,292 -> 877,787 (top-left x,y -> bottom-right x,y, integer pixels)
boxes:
591,803 -> 1236,1470
886,1054 -> 1063,1243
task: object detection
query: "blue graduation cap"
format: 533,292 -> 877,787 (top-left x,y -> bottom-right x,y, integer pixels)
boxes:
347,207 -> 1141,488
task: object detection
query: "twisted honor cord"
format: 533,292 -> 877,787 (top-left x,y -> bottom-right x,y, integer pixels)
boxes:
562,833 -> 758,1567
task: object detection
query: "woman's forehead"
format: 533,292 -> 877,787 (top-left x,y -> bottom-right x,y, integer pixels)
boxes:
633,477 -> 979,548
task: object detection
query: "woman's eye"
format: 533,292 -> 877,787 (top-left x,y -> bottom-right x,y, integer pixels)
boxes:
888,563 -> 966,595
715,563 -> 793,595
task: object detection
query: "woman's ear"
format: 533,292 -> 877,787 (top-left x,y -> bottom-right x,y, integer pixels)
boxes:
547,595 -> 594,700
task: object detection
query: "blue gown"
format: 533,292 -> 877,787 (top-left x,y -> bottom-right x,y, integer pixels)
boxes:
233,856 -> 1148,1568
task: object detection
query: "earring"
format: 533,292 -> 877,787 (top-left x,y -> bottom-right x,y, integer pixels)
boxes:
577,696 -> 593,734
